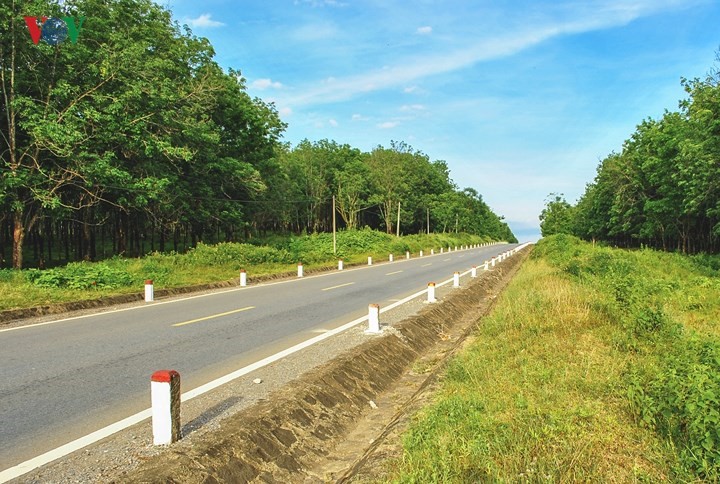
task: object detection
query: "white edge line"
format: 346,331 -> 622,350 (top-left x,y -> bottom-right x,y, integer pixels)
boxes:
0,244 -> 509,335
0,250 -> 521,482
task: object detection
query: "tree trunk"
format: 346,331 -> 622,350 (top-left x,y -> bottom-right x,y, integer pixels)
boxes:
12,209 -> 24,269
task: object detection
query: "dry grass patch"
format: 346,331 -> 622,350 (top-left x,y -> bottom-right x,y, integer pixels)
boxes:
390,257 -> 681,482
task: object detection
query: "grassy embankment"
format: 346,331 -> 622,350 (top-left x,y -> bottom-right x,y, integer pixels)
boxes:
0,229 -> 493,312
391,234 -> 720,482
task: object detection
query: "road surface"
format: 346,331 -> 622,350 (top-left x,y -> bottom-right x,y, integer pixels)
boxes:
0,243 -> 517,471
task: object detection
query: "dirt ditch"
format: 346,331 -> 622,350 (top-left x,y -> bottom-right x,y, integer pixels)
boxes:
121,249 -> 530,483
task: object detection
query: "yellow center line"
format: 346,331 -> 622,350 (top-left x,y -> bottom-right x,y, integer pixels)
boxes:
385,270 -> 403,275
172,306 -> 255,327
321,282 -> 355,291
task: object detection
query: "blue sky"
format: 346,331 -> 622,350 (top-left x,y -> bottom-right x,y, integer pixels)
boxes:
160,0 -> 720,242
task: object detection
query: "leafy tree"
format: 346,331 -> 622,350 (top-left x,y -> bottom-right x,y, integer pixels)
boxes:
539,194 -> 575,237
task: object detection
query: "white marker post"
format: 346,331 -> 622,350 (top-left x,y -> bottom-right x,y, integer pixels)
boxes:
144,280 -> 154,302
239,270 -> 247,287
151,370 -> 181,446
367,303 -> 381,333
431,249 -> 435,255
368,256 -> 373,266
338,260 -> 344,271
453,272 -> 460,288
484,261 -> 489,271
427,282 -> 437,303
419,250 -> 424,257
491,257 -> 496,267
406,251 -> 410,260
440,247 -> 444,254
297,263 -> 304,278
389,254 -> 394,262
471,266 -> 477,278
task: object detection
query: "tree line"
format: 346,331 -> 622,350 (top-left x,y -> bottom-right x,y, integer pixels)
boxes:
1,0 -> 515,269
540,56 -> 720,254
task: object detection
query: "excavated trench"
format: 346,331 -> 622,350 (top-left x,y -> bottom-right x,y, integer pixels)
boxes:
123,249 -> 529,483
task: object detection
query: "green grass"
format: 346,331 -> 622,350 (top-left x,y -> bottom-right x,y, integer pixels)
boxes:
390,235 -> 720,482
0,229 -> 495,312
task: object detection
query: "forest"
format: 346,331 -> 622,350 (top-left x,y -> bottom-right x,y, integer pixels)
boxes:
0,0 -> 515,270
540,57 -> 720,254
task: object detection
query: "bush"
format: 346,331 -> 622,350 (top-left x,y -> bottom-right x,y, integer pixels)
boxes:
27,261 -> 133,289
539,234 -> 720,478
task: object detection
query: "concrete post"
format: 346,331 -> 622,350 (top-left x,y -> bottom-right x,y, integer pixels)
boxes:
144,280 -> 154,302
440,247 -> 444,253
389,254 -> 394,262
367,303 -> 380,333
406,251 -> 410,260
151,370 -> 181,445
453,272 -> 460,288
239,270 -> 247,287
431,249 -> 435,255
338,260 -> 344,271
484,261 -> 489,271
419,250 -> 424,257
427,282 -> 437,303
297,263 -> 304,278
368,256 -> 373,266
471,266 -> 477,278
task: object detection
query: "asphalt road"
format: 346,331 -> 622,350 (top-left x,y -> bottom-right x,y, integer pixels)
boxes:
0,243 -> 517,471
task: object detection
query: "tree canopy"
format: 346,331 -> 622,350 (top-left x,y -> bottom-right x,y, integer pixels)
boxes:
540,54 -> 720,254
1,0 -> 515,269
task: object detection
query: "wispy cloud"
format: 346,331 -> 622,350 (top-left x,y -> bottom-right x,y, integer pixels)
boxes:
400,104 -> 425,112
184,13 -> 224,28
377,121 -> 398,129
251,78 -> 284,90
416,26 -> 432,35
272,1 -> 693,107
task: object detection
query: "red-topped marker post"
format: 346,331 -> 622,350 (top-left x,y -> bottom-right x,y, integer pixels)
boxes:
144,280 -> 154,302
151,370 -> 181,445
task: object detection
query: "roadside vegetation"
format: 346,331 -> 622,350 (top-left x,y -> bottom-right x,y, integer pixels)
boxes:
1,1 -> 514,270
539,55 -> 720,254
0,228 -> 493,311
391,235 -> 720,482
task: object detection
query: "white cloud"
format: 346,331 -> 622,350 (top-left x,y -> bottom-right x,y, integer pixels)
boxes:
329,118 -> 338,127
270,1 -> 693,107
417,26 -> 433,35
377,121 -> 398,129
351,113 -> 369,121
279,107 -> 293,117
184,14 -> 224,28
400,104 -> 425,112
252,78 -> 284,90
403,86 -> 419,94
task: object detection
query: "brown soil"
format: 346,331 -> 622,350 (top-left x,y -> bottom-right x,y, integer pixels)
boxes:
120,249 -> 530,483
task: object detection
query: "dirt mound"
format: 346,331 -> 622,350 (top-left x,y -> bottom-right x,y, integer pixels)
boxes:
124,252 -> 528,483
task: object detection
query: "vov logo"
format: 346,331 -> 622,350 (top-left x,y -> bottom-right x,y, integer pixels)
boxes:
24,16 -> 85,45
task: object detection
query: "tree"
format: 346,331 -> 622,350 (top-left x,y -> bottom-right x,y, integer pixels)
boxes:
539,194 -> 575,237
